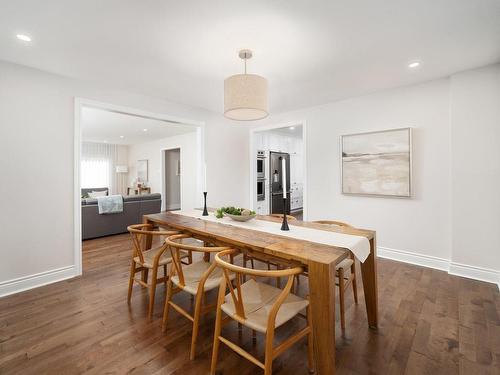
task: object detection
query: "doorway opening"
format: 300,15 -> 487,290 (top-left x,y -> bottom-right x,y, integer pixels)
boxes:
74,98 -> 205,275
162,148 -> 181,211
249,122 -> 307,221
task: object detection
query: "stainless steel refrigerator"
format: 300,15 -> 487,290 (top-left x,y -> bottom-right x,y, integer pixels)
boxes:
269,151 -> 291,215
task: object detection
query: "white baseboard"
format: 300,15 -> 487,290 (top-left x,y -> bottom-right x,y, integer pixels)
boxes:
378,246 -> 500,290
2,248 -> 498,298
378,246 -> 450,271
449,262 -> 500,288
0,265 -> 77,298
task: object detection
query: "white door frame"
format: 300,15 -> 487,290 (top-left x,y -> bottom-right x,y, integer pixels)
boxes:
74,98 -> 205,276
248,120 -> 308,220
161,147 -> 182,211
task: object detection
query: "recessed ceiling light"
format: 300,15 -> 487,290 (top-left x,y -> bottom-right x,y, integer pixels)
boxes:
143,128 -> 148,132
16,34 -> 32,42
408,61 -> 421,69
119,135 -> 124,138
103,140 -> 108,143
289,127 -> 295,130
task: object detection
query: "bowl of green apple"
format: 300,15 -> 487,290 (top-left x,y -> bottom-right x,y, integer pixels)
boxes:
216,206 -> 256,222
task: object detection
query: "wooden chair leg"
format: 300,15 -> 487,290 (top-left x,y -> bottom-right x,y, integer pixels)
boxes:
351,261 -> 358,304
127,262 -> 136,303
276,265 -> 281,288
162,279 -> 173,332
210,285 -> 226,375
306,304 -> 315,373
190,291 -> 204,360
148,267 -> 158,320
338,268 -> 346,335
141,268 -> 149,286
243,255 -> 248,281
163,264 -> 168,287
264,329 -> 275,375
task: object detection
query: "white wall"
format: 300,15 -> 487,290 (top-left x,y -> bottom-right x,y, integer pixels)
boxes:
450,64 -> 500,274
257,79 -> 452,260
1,58 -> 498,296
127,132 -> 198,210
254,64 -> 500,286
0,60 -> 250,296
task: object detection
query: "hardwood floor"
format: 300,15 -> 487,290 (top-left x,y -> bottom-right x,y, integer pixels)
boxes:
1,233 -> 499,374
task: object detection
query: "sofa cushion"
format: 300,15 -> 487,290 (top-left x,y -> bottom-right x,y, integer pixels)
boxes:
81,187 -> 108,198
124,193 -> 161,202
83,198 -> 98,205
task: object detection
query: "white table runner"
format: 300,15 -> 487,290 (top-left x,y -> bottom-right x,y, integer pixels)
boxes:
172,210 -> 370,263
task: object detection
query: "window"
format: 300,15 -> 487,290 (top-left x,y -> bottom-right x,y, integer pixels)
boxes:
81,159 -> 110,188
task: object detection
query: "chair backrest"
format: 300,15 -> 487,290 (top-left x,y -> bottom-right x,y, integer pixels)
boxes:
313,220 -> 353,228
313,221 -> 356,262
269,214 -> 297,221
165,234 -> 230,290
127,223 -> 178,263
214,249 -> 303,327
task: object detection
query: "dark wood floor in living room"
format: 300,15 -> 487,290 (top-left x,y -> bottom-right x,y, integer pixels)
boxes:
0,234 -> 499,375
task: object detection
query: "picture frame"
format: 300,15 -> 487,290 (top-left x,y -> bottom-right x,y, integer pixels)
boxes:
137,159 -> 148,182
340,127 -> 412,197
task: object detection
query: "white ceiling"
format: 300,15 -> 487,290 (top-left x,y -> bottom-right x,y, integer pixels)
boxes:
267,125 -> 303,139
81,107 -> 197,145
1,1 -> 499,114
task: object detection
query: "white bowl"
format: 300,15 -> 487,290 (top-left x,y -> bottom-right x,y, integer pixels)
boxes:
224,213 -> 256,222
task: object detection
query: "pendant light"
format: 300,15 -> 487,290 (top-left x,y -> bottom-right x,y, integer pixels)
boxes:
224,49 -> 269,121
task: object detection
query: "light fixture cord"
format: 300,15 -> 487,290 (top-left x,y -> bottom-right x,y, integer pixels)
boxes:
244,56 -> 247,74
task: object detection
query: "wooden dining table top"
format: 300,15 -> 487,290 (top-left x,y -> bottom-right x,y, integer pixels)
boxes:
145,211 -> 374,266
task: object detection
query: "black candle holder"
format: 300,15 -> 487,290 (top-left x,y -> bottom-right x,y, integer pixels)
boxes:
280,198 -> 289,231
202,192 -> 209,216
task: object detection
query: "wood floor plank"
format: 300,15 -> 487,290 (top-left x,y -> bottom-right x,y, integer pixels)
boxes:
0,233 -> 499,374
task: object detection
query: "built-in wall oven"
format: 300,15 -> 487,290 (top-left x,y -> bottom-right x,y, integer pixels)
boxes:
257,150 -> 266,179
257,178 -> 265,201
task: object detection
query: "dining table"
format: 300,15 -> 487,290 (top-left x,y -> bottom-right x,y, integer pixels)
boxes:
142,210 -> 378,375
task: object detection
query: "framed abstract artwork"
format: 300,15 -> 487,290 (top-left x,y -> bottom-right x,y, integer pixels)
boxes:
341,128 -> 412,197
137,159 -> 149,182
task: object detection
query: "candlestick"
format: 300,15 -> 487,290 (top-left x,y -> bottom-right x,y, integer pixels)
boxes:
280,198 -> 289,231
202,191 -> 208,216
203,163 -> 207,192
282,157 -> 287,199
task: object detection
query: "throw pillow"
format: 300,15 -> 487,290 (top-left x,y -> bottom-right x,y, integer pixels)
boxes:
88,190 -> 108,198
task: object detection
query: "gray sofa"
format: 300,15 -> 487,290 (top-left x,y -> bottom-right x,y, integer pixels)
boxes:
82,193 -> 162,240
81,187 -> 108,198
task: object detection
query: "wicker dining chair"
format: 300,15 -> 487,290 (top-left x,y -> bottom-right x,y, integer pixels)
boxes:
313,220 -> 358,334
162,234 -> 233,360
210,249 -> 314,375
268,213 -> 298,221
243,213 -> 298,285
127,224 -> 191,320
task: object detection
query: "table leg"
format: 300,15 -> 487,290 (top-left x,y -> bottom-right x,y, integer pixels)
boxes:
203,241 -> 211,262
308,261 -> 336,375
142,216 -> 154,283
360,236 -> 378,328
143,216 -> 154,250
